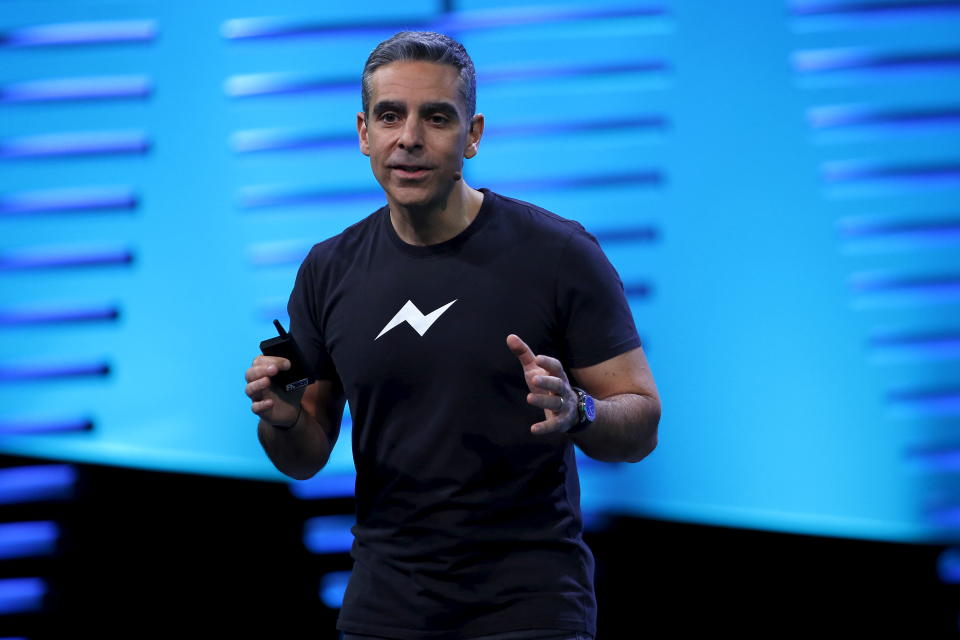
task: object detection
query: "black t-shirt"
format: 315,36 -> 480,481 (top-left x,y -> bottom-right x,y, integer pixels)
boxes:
286,189 -> 641,639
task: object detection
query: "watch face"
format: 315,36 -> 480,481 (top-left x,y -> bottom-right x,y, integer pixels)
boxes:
583,394 -> 596,421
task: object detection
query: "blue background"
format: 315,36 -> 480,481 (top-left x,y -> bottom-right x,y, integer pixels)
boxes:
2,0 -> 959,544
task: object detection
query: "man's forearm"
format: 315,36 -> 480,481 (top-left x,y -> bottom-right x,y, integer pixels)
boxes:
257,410 -> 333,481
567,393 -> 660,463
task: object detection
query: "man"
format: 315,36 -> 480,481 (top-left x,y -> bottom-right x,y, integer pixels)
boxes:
244,31 -> 660,640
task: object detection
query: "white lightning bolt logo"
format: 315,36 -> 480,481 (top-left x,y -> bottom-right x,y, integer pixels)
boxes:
375,299 -> 457,340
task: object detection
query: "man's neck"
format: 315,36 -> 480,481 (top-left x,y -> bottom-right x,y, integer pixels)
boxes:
388,182 -> 484,247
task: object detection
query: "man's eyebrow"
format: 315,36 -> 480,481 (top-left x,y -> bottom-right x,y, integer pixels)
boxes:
419,101 -> 460,119
372,101 -> 406,117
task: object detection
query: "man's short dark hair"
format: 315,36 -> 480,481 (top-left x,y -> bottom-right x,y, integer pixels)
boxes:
361,31 -> 477,119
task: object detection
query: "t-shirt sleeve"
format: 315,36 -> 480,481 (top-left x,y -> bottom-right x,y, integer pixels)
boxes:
286,247 -> 338,381
556,227 -> 642,369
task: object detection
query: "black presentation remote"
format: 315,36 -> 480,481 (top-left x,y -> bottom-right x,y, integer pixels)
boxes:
259,319 -> 314,393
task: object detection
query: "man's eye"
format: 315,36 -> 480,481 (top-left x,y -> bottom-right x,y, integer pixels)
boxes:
381,113 -> 399,123
430,115 -> 449,125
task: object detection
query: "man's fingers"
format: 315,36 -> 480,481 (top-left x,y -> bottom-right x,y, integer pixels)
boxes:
251,398 -> 274,414
511,337 -> 573,433
535,354 -> 565,378
527,391 -> 563,412
244,359 -> 290,383
251,355 -> 290,368
245,375 -> 275,401
245,366 -> 269,383
523,366 -> 547,388
506,334 -> 537,368
530,374 -> 563,394
530,418 -> 564,435
246,365 -> 274,383
248,356 -> 291,372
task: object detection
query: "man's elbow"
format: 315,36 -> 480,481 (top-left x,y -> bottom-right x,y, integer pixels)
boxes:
284,465 -> 323,482
625,432 -> 657,463
626,398 -> 660,463
270,455 -> 329,481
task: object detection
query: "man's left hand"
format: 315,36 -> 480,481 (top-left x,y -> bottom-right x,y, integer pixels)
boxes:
506,334 -> 578,435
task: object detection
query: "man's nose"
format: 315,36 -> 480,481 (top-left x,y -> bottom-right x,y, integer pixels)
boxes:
397,117 -> 424,150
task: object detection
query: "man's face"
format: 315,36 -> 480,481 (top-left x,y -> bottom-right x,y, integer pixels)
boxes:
358,60 -> 483,211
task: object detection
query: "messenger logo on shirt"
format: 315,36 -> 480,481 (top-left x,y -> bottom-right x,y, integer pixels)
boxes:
375,299 -> 457,340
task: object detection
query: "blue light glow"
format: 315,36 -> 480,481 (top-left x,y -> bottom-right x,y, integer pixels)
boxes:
289,474 -> 356,500
0,304 -> 119,326
303,515 -> 355,554
592,226 -> 659,244
794,47 -> 960,73
823,161 -> 960,184
0,522 -> 58,560
0,417 -> 93,435
248,242 -> 313,267
0,76 -> 152,103
0,578 -> 45,614
823,162 -> 960,197
928,506 -> 960,529
238,185 -> 382,209
888,389 -> 960,418
0,131 -> 149,159
808,104 -> 960,130
482,60 -> 667,84
441,4 -> 667,33
839,219 -> 960,253
850,272 -> 960,303
226,60 -> 668,99
623,283 -> 652,299
494,170 -> 663,192
0,466 -> 76,505
2,20 -> 157,47
790,0 -> 960,31
839,218 -> 960,238
224,73 -> 354,98
854,289 -> 960,308
907,447 -> 960,472
0,187 -> 137,215
222,5 -> 667,40
0,361 -> 110,382
791,0 -> 960,17
318,570 -> 351,609
870,333 -> 960,362
937,547 -> 960,583
231,129 -> 354,153
0,246 -> 133,270
222,17 -> 429,40
794,47 -> 875,72
581,510 -> 611,532
490,115 -> 668,138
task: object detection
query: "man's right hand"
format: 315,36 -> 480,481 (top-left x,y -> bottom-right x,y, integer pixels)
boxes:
245,355 -> 304,427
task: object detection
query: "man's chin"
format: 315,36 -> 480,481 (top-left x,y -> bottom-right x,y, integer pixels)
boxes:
386,184 -> 454,211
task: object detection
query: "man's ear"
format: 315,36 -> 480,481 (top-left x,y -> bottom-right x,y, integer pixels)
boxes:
357,111 -> 370,156
464,113 -> 484,159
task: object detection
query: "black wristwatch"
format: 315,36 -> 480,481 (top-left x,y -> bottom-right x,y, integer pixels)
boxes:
567,387 -> 596,434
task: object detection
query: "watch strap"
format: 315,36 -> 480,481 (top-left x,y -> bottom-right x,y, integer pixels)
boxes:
568,387 -> 595,434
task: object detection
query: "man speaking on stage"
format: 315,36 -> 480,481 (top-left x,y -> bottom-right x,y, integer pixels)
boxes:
244,30 -> 661,640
